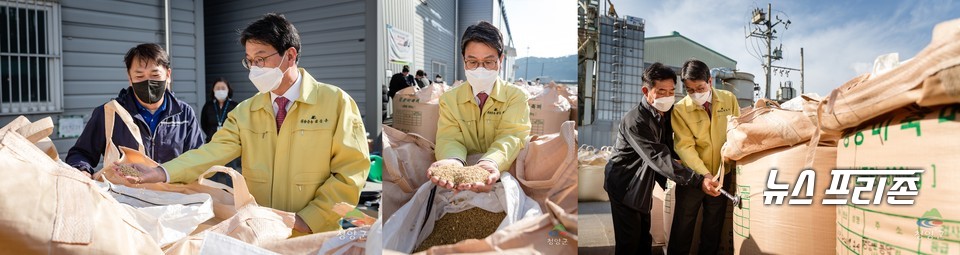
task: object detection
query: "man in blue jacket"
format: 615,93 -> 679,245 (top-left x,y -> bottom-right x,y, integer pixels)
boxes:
66,43 -> 205,175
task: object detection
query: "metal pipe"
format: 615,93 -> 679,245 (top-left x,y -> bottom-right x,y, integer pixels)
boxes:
719,188 -> 742,207
164,0 -> 171,60
454,0 -> 459,80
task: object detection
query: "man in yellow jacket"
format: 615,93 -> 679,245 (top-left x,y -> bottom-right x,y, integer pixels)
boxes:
123,13 -> 369,235
669,59 -> 740,254
429,21 -> 531,192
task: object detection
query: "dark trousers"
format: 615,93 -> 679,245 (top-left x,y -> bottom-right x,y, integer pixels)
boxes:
609,195 -> 653,255
667,173 -> 731,255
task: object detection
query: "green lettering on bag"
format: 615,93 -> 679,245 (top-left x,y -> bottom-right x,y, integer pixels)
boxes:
939,104 -> 959,123
931,164 -> 937,188
872,118 -> 892,141
900,120 -> 921,137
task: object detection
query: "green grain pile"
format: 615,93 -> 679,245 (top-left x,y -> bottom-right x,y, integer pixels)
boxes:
413,207 -> 506,252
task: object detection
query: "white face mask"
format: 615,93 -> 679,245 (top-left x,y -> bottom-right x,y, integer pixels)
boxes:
652,95 -> 675,112
214,90 -> 228,101
691,89 -> 711,105
465,67 -> 498,95
249,54 -> 289,93
435,78 -> 443,83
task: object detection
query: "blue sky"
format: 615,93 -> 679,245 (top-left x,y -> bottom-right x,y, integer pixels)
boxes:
601,0 -> 960,97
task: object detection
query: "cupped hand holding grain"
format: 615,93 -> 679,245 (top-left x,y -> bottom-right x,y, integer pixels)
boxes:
428,164 -> 490,192
113,162 -> 167,184
428,159 -> 465,190
457,160 -> 499,193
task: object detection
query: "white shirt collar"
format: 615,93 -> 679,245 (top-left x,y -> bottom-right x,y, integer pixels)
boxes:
270,70 -> 302,113
472,79 -> 499,106
471,78 -> 499,98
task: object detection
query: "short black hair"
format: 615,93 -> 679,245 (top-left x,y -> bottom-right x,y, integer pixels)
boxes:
461,21 -> 503,57
416,69 -> 426,77
402,65 -> 410,73
680,58 -> 710,82
211,77 -> 234,100
124,43 -> 170,72
435,74 -> 442,79
239,13 -> 301,61
643,62 -> 677,88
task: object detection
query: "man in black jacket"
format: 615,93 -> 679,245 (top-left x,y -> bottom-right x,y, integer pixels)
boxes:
66,43 -> 205,176
414,69 -> 429,88
604,62 -> 721,255
387,65 -> 413,99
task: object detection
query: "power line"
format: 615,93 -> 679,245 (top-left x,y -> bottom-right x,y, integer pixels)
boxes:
745,2 -> 799,99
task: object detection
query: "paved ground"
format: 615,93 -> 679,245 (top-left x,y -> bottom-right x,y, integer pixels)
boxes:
579,201 -> 665,255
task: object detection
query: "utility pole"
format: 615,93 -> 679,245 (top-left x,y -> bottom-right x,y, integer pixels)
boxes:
747,3 -> 791,99
800,47 -> 805,94
525,46 -> 530,79
765,3 -> 772,99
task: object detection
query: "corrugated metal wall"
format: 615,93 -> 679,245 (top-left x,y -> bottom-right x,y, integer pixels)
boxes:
452,0 -> 514,82
420,0 -> 457,81
643,34 -> 737,72
382,0 -> 457,84
0,0 -> 204,158
455,0 -> 491,81
203,0 -> 379,134
382,0 -> 417,80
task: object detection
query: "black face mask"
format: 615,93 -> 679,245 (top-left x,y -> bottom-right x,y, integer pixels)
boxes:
131,80 -> 166,104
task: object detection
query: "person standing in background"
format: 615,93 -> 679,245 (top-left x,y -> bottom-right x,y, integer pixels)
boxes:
415,69 -> 429,88
200,77 -> 241,186
200,77 -> 238,143
388,65 -> 413,99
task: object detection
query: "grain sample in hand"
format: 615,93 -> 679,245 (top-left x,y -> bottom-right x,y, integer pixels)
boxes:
117,164 -> 142,177
413,207 -> 506,252
429,165 -> 489,186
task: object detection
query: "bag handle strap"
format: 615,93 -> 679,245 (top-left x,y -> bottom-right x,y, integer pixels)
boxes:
15,117 -> 53,143
103,100 -> 145,164
198,166 -> 254,209
754,98 -> 782,108
804,89 -> 839,167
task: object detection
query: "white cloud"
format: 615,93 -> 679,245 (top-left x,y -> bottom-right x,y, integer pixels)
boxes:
615,0 -> 960,97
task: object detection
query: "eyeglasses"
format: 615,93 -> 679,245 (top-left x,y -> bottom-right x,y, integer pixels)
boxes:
684,82 -> 710,94
464,59 -> 499,70
241,52 -> 280,70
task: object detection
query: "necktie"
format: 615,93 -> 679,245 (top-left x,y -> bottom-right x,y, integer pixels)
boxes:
477,92 -> 489,110
275,96 -> 289,133
704,101 -> 712,119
